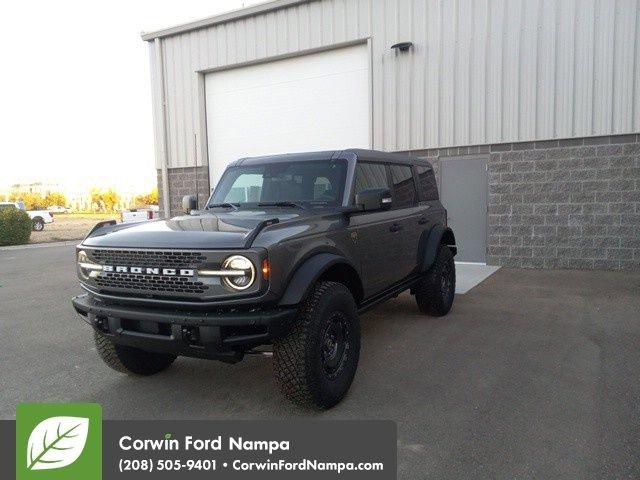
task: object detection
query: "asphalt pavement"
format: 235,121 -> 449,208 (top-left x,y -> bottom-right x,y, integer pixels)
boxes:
1,244 -> 639,479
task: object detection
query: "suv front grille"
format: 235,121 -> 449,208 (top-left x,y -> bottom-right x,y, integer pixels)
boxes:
87,248 -> 210,296
88,249 -> 207,268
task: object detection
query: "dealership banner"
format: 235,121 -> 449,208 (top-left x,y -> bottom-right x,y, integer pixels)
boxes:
1,404 -> 396,479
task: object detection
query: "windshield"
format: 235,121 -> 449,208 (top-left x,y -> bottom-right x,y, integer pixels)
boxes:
208,160 -> 347,208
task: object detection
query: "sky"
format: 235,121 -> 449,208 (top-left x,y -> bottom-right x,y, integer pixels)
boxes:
0,0 -> 265,192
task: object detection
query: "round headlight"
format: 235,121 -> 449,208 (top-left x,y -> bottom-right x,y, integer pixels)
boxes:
221,255 -> 255,291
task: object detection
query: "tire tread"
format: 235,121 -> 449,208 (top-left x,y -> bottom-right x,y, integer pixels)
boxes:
415,246 -> 456,316
94,330 -> 176,375
273,281 -> 358,409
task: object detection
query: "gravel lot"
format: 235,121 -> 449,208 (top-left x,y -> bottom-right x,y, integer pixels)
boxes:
1,244 -> 639,479
29,214 -> 117,243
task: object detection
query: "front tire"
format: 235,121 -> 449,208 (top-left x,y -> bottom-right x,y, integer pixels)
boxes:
32,218 -> 44,231
414,245 -> 456,316
273,281 -> 360,409
94,331 -> 176,375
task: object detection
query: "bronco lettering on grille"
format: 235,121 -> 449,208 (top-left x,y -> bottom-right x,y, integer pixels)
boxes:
102,265 -> 195,276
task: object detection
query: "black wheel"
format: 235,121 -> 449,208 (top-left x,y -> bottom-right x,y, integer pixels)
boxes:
32,218 -> 44,231
273,281 -> 360,409
94,330 -> 176,375
414,245 -> 456,316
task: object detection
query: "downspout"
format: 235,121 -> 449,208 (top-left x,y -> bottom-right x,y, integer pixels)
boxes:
154,37 -> 171,218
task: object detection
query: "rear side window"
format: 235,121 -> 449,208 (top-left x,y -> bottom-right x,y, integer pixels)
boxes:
415,165 -> 439,201
389,165 -> 417,208
354,163 -> 389,194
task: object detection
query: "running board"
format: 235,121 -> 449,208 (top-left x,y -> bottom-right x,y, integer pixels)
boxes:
357,276 -> 421,315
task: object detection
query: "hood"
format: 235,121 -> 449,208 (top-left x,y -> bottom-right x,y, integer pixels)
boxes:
81,210 -> 301,249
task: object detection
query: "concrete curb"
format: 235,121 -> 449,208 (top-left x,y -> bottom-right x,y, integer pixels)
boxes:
0,240 -> 80,251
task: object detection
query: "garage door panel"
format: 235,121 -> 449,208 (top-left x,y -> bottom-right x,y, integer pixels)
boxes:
208,45 -> 368,94
205,44 -> 370,185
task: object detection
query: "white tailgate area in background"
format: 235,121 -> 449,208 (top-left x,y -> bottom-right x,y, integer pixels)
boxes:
204,44 -> 370,186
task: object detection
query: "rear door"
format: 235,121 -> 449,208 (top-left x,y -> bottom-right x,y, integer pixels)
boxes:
387,164 -> 423,280
414,163 -> 446,234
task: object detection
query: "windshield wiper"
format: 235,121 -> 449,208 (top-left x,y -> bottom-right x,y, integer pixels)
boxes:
206,202 -> 239,210
258,201 -> 306,209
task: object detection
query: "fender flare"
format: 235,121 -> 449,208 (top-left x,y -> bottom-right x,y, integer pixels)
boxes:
278,253 -> 360,307
419,224 -> 457,272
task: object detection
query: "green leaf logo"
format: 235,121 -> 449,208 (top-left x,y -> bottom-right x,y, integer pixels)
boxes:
26,416 -> 89,470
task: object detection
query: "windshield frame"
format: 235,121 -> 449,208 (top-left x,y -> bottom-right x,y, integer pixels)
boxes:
206,159 -> 349,209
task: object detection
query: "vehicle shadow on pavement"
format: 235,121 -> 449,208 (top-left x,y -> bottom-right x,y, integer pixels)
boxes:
78,291 -> 457,420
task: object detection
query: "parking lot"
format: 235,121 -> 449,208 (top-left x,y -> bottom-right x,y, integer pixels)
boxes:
1,243 -> 639,479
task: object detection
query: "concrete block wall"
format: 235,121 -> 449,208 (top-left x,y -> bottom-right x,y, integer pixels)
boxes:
413,134 -> 640,271
157,166 -> 210,217
485,136 -> 639,270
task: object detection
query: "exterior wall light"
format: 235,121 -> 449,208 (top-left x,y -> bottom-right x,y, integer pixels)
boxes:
391,42 -> 413,52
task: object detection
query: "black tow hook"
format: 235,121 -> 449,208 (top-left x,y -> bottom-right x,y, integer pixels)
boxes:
94,316 -> 109,333
181,326 -> 200,345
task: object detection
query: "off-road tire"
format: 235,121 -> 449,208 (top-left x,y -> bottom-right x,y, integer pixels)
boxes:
273,281 -> 360,409
414,245 -> 456,316
32,218 -> 44,231
94,330 -> 176,375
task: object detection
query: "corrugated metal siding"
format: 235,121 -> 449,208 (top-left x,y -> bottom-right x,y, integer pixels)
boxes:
147,41 -> 163,169
150,0 -> 640,168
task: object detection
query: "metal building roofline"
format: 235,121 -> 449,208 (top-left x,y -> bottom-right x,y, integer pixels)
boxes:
141,0 -> 312,41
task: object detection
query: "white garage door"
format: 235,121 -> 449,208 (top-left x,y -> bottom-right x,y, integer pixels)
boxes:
204,44 -> 370,186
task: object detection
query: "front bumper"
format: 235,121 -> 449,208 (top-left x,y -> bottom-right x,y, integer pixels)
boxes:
72,293 -> 296,362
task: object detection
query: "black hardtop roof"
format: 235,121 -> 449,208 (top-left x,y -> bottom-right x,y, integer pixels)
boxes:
232,149 -> 432,167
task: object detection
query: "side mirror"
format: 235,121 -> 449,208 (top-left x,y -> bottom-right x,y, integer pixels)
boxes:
355,188 -> 392,211
181,195 -> 198,215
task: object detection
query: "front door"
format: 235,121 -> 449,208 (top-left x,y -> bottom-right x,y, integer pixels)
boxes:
348,162 -> 398,297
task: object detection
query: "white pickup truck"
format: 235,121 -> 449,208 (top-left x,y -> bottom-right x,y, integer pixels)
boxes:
0,201 -> 54,231
120,207 -> 159,223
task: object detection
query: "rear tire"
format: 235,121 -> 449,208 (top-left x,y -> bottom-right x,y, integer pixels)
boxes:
414,245 -> 456,316
273,281 -> 360,409
32,218 -> 44,231
94,330 -> 176,375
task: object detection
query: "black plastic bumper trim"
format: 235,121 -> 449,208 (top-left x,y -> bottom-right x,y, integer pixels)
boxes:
72,293 -> 295,359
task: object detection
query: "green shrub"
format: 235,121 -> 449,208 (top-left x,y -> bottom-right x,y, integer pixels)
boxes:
0,207 -> 32,246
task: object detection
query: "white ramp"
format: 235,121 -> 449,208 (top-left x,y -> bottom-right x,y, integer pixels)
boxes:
455,263 -> 501,294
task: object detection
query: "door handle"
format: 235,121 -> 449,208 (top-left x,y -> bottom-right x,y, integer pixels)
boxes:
418,217 -> 428,225
389,223 -> 403,232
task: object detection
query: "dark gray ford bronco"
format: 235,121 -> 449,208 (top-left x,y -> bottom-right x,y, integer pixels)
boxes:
72,149 -> 456,409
